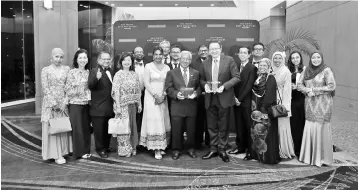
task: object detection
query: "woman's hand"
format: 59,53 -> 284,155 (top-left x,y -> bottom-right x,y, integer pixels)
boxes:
138,105 -> 142,113
291,83 -> 297,90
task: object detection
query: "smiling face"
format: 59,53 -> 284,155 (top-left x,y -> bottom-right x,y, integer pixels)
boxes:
170,47 -> 181,61
238,47 -> 251,62
291,53 -> 301,66
252,44 -> 264,57
133,47 -> 144,61
153,49 -> 163,63
160,42 -> 170,56
258,60 -> 269,74
209,42 -> 222,59
179,53 -> 191,69
77,52 -> 88,69
273,54 -> 283,67
97,53 -> 111,68
51,53 -> 64,66
122,56 -> 132,70
311,53 -> 322,66
198,46 -> 209,58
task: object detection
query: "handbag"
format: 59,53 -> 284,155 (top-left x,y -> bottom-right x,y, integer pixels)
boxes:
108,117 -> 130,135
48,110 -> 72,135
269,88 -> 289,118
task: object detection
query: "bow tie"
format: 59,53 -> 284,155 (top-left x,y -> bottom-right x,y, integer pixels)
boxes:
136,62 -> 143,66
103,68 -> 110,72
201,57 -> 207,61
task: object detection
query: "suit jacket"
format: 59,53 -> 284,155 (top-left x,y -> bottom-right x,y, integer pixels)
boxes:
190,57 -> 205,74
200,55 -> 240,109
165,67 -> 201,117
88,67 -> 114,117
234,62 -> 257,107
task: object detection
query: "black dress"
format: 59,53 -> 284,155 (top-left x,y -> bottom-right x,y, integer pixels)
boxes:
290,72 -> 306,156
251,75 -> 281,164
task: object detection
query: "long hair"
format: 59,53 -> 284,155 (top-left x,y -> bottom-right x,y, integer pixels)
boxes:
73,49 -> 90,70
117,52 -> 135,71
287,51 -> 304,73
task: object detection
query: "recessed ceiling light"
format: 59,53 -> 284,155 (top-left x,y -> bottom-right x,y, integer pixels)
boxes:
174,4 -> 178,6
80,4 -> 83,6
105,2 -> 109,4
13,15 -> 16,17
139,4 -> 143,6
27,16 -> 30,18
111,4 -> 115,6
10,8 -> 13,10
210,4 -> 215,6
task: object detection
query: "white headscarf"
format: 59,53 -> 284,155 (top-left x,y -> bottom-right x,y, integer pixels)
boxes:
271,51 -> 289,86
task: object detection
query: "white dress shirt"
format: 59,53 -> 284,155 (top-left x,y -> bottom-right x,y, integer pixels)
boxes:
162,55 -> 171,64
211,56 -> 220,79
134,61 -> 145,91
171,60 -> 180,69
180,66 -> 189,86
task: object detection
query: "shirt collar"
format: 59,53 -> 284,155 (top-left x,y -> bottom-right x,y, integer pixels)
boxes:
180,66 -> 188,72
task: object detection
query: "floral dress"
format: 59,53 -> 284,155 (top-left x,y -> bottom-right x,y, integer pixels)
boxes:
41,65 -> 73,160
112,70 -> 141,156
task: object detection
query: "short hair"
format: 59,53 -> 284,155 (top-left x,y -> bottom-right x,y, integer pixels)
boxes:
97,51 -> 111,60
287,51 -> 304,73
208,41 -> 222,48
117,52 -> 135,71
171,44 -> 181,52
159,40 -> 170,47
197,44 -> 208,51
152,46 -> 163,55
252,42 -> 265,49
133,46 -> 143,54
180,51 -> 192,60
238,46 -> 252,54
73,49 -> 90,70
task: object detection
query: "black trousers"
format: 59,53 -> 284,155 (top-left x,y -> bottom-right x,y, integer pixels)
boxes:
194,95 -> 210,148
69,104 -> 91,158
136,90 -> 145,133
206,95 -> 230,153
91,116 -> 112,152
171,116 -> 196,153
234,105 -> 252,153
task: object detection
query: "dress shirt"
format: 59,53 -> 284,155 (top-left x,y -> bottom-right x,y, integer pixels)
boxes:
162,56 -> 171,64
211,56 -> 220,79
180,66 -> 189,86
134,62 -> 145,91
172,61 -> 180,69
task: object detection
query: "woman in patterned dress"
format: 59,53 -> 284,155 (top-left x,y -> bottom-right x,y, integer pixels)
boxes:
41,48 -> 73,164
65,49 -> 91,159
112,52 -> 142,157
271,51 -> 296,159
287,51 -> 306,157
140,46 -> 171,160
298,52 -> 336,167
251,58 -> 281,164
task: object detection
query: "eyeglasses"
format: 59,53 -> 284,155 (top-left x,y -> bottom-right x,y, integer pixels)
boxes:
209,48 -> 221,51
254,48 -> 264,51
101,58 -> 112,61
180,58 -> 191,62
199,50 -> 208,52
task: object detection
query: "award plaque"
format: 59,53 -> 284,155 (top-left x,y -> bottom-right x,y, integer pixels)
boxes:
207,81 -> 222,92
180,87 -> 194,98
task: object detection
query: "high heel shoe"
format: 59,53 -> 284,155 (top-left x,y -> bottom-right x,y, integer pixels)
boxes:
155,150 -> 162,160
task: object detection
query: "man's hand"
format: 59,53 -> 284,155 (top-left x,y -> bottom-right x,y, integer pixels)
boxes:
177,92 -> 185,100
216,86 -> 225,93
138,105 -> 142,113
96,69 -> 102,80
235,97 -> 241,106
291,83 -> 297,90
188,91 -> 197,99
204,84 -> 212,93
307,91 -> 315,97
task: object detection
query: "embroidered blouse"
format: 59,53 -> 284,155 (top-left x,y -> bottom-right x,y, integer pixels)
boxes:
65,68 -> 91,105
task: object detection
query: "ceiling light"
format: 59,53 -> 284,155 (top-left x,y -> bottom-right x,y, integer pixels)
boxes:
210,4 -> 214,6
80,4 -> 83,6
174,4 -> 178,6
13,15 -> 16,17
139,4 -> 143,6
27,16 -> 30,18
111,4 -> 115,7
105,2 -> 109,4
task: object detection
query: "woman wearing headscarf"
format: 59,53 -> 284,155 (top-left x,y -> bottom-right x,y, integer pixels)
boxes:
250,58 -> 281,164
297,52 -> 336,167
287,51 -> 306,157
271,51 -> 295,159
65,49 -> 91,159
41,48 -> 73,164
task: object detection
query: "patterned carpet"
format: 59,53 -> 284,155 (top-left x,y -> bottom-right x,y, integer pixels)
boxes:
1,117 -> 358,190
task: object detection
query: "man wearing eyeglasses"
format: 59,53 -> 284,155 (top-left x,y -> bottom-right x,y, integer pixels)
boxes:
200,41 -> 240,162
88,51 -> 114,158
167,45 -> 181,70
252,42 -> 265,67
160,40 -> 171,65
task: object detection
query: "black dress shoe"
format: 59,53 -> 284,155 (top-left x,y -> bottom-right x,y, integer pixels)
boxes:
97,151 -> 108,158
172,152 -> 180,160
188,151 -> 197,158
243,154 -> 253,161
219,152 -> 230,162
202,152 -> 218,160
107,147 -> 116,153
228,148 -> 246,155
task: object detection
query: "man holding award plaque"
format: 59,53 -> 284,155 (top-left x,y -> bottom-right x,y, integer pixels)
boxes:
164,51 -> 201,160
200,41 -> 240,162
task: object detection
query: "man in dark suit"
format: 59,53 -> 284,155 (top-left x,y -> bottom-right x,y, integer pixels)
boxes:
190,44 -> 210,148
228,46 -> 257,160
200,41 -> 240,162
160,40 -> 171,65
251,42 -> 265,67
165,51 -> 201,160
166,45 -> 181,70
88,51 -> 114,158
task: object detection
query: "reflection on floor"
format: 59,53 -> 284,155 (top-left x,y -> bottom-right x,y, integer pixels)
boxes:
1,116 -> 358,190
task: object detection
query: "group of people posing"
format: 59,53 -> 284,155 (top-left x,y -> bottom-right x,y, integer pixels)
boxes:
41,40 -> 336,168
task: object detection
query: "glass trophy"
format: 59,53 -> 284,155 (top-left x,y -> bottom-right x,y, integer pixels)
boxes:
207,81 -> 222,93
180,87 -> 194,98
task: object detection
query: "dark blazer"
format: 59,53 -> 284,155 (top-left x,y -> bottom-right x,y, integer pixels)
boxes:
200,55 -> 240,109
165,67 -> 201,117
190,57 -> 205,74
88,67 -> 114,117
234,62 -> 257,107
166,60 -> 180,70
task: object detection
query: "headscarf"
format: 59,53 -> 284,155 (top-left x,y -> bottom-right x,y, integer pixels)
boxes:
51,48 -> 64,56
303,51 -> 327,80
252,58 -> 272,97
271,51 -> 290,86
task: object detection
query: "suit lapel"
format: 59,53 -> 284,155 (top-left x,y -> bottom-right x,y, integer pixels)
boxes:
218,56 -> 225,79
187,68 -> 194,87
207,57 -> 213,81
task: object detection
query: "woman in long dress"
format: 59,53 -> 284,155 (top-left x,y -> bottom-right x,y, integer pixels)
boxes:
251,58 -> 281,164
65,49 -> 91,159
41,48 -> 73,164
140,46 -> 171,160
112,53 -> 142,157
287,51 -> 306,156
271,51 -> 296,159
298,51 -> 336,167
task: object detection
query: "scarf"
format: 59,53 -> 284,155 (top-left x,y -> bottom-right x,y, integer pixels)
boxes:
303,51 -> 327,80
253,73 -> 270,97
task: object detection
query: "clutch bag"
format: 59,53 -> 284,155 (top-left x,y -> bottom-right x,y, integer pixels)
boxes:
108,117 -> 130,135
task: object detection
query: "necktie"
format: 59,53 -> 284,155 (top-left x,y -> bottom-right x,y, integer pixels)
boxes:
183,68 -> 188,86
136,61 -> 143,66
213,59 -> 219,82
174,62 -> 178,68
240,64 -> 244,74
